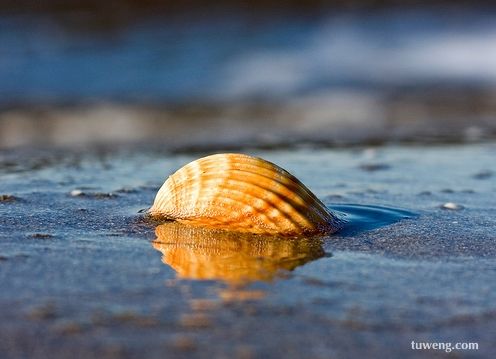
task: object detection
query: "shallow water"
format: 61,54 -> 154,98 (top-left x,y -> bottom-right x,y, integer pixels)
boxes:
2,8 -> 496,103
1,143 -> 496,358
331,204 -> 416,235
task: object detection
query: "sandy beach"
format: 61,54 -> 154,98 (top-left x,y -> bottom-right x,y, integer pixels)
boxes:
1,143 -> 495,358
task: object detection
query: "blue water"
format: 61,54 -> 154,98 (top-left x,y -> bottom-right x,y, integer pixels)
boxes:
330,204 -> 416,236
1,8 -> 496,104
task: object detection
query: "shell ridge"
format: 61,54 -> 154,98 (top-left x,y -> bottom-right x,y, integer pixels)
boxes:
216,174 -> 331,225
151,176 -> 184,218
206,182 -> 306,232
201,177 -> 325,232
170,167 -> 328,221
150,153 -> 340,235
188,159 -> 331,219
187,186 -> 281,231
156,173 -> 329,231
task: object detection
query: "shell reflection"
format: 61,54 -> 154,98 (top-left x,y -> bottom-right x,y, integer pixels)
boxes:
152,222 -> 325,283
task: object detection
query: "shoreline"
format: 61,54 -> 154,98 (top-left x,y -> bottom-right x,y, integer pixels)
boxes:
1,89 -> 496,149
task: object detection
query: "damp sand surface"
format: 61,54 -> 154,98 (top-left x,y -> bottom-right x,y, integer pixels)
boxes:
1,143 -> 496,358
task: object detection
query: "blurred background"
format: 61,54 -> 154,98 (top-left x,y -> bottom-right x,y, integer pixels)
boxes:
1,0 -> 496,149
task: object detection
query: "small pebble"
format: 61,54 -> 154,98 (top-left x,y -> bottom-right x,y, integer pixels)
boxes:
0,194 -> 17,202
70,189 -> 84,197
116,187 -> 138,194
70,190 -> 116,199
359,163 -> 390,172
93,192 -> 117,199
441,202 -> 464,210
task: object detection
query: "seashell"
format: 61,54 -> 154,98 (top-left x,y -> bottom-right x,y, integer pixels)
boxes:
152,222 -> 325,283
149,153 -> 341,235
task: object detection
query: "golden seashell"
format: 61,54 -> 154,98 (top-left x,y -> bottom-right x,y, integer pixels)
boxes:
152,222 -> 325,283
149,153 -> 341,235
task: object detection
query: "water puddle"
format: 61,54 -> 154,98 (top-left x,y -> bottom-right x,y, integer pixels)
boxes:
330,204 -> 417,236
150,204 -> 416,286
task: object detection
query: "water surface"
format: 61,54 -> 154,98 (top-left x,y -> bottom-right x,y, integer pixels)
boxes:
1,143 -> 495,358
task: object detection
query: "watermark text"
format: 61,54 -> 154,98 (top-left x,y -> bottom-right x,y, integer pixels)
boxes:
411,340 -> 478,353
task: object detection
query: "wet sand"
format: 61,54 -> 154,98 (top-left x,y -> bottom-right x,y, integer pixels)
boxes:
1,143 -> 495,358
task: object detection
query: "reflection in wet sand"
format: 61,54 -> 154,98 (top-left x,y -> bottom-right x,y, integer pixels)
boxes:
152,222 -> 325,284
